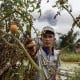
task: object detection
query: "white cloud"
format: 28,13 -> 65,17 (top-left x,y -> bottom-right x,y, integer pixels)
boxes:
38,10 -> 57,25
69,0 -> 80,12
32,0 -> 80,39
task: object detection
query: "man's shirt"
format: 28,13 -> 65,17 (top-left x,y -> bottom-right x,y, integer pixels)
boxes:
36,47 -> 60,80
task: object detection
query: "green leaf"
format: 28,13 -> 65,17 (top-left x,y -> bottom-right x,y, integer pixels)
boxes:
52,5 -> 57,8
36,4 -> 40,9
19,26 -> 23,32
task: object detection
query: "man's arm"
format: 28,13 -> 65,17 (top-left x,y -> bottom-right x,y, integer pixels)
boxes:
54,51 -> 60,80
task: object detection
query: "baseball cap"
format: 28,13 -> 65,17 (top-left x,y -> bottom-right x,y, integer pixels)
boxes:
41,26 -> 55,35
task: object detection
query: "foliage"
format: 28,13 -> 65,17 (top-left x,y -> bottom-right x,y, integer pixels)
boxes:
0,0 -> 41,35
53,0 -> 80,28
59,28 -> 79,52
52,0 -> 80,52
0,31 -> 45,80
0,0 -> 45,80
60,52 -> 80,62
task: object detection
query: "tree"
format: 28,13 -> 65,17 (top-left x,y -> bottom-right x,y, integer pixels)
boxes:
0,0 -> 45,80
59,28 -> 79,52
53,0 -> 80,52
0,0 -> 41,35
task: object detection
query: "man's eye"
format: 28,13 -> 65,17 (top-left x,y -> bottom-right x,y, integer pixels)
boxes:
48,36 -> 53,38
43,35 -> 47,38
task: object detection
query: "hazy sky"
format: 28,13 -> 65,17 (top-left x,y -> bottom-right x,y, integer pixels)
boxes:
41,0 -> 80,12
32,0 -> 80,39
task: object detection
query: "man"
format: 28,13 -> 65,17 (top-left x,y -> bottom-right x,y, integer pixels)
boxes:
25,38 -> 37,60
36,26 -> 60,80
24,38 -> 37,80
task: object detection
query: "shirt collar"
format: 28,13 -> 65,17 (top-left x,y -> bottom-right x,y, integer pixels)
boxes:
42,47 -> 54,56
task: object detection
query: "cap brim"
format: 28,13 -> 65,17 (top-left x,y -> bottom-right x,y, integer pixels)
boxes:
41,30 -> 55,35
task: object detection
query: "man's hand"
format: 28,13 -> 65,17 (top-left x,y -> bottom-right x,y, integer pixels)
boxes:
55,74 -> 59,80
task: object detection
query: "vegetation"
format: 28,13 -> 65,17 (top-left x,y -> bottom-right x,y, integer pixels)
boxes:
59,29 -> 79,52
60,52 -> 80,62
0,0 -> 45,80
54,0 -> 80,52
68,67 -> 80,80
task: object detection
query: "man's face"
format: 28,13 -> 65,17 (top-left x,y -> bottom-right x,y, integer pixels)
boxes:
41,33 -> 56,48
27,45 -> 36,56
26,41 -> 37,57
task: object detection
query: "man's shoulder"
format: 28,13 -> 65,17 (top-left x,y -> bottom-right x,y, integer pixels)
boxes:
36,47 -> 46,57
36,47 -> 41,56
37,48 -> 60,55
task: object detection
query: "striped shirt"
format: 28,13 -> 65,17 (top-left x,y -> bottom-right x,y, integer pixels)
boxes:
36,47 -> 60,80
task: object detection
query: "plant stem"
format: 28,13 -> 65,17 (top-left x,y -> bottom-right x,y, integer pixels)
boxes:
14,36 -> 45,80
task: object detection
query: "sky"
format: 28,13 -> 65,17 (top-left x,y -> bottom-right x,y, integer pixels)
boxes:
32,0 -> 80,40
0,0 -> 79,40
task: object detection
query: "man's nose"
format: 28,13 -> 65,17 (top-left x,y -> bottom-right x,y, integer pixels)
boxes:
45,37 -> 50,40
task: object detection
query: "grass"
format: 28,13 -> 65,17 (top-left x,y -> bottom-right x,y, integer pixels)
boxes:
60,52 -> 80,62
